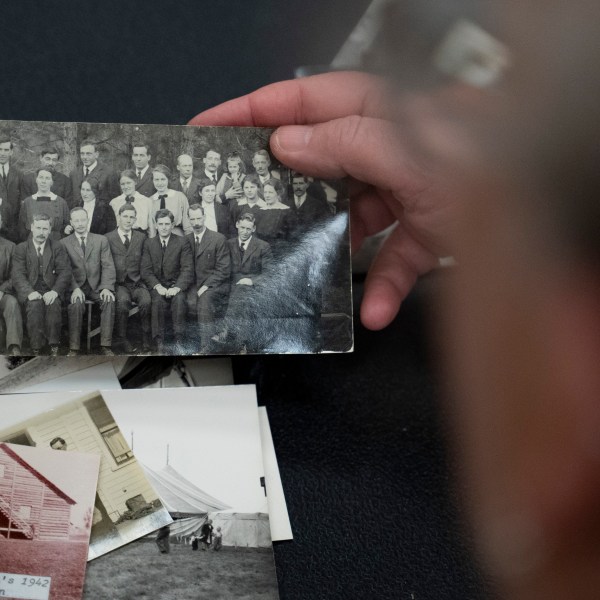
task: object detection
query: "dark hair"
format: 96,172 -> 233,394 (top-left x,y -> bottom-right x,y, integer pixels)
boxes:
70,206 -> 88,218
132,142 -> 151,155
155,208 -> 174,223
188,203 -> 205,216
0,134 -> 13,149
35,168 -> 54,178
31,213 -> 52,226
253,149 -> 270,162
119,202 -> 137,216
120,169 -> 137,181
243,174 -> 260,187
40,147 -> 60,157
291,172 -> 309,183
263,178 -> 284,197
197,177 -> 216,191
237,212 -> 256,225
80,178 -> 100,198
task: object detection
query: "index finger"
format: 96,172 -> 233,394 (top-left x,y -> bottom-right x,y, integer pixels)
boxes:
188,71 -> 395,127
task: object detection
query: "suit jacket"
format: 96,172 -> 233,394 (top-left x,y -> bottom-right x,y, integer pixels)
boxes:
0,237 -> 15,294
171,176 -> 201,205
202,201 -> 231,237
185,229 -> 230,289
21,170 -> 73,207
12,237 -> 71,303
141,234 -> 193,291
284,193 -> 330,235
61,232 -> 116,293
135,167 -> 155,197
105,229 -> 146,285
88,201 -> 117,236
70,162 -> 119,206
0,165 -> 23,241
227,235 -> 273,286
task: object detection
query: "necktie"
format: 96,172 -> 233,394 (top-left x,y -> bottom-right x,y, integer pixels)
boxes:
84,167 -> 89,178
195,235 -> 200,247
239,241 -> 245,257
182,179 -> 189,194
125,195 -> 134,203
37,246 -> 43,272
80,236 -> 86,254
1,165 -> 5,181
124,234 -> 130,249
162,239 -> 167,254
158,194 -> 167,210
137,170 -> 142,181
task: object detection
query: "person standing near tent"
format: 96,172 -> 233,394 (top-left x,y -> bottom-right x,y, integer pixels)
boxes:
199,518 -> 213,550
212,526 -> 222,552
156,524 -> 171,554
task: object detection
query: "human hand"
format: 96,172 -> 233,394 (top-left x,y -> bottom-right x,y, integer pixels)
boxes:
64,224 -> 74,235
28,291 -> 43,301
154,284 -> 168,296
225,186 -> 242,200
236,278 -> 253,286
42,290 -> 58,305
100,289 -> 115,303
197,285 -> 209,297
190,71 -> 462,330
71,288 -> 85,303
166,287 -> 181,297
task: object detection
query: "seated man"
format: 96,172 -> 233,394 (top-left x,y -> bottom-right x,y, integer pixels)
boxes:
61,207 -> 116,356
223,212 -> 273,352
105,203 -> 151,353
185,204 -> 230,351
0,214 -> 23,355
12,213 -> 70,355
141,208 -> 193,353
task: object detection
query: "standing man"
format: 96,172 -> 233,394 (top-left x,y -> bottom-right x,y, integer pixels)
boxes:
12,213 -> 70,356
70,139 -> 118,206
62,207 -> 116,356
252,149 -> 280,188
131,143 -> 155,197
105,203 -> 151,353
171,154 -> 201,204
0,214 -> 23,355
223,213 -> 273,351
141,208 -> 193,353
286,172 -> 330,237
21,147 -> 73,206
186,204 -> 230,351
0,135 -> 23,243
201,149 -> 222,186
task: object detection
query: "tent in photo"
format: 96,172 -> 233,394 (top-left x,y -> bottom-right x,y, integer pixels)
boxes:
208,511 -> 272,548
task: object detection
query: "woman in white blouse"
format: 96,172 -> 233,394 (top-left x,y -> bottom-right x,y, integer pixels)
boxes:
150,164 -> 192,236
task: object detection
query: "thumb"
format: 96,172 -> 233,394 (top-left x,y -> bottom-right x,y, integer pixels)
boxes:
270,116 -> 427,201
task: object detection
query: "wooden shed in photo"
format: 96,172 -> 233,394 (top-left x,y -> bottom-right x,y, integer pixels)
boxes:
0,443 -> 75,541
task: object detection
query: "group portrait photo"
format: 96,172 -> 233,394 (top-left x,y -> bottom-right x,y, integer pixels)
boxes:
0,120 -> 352,357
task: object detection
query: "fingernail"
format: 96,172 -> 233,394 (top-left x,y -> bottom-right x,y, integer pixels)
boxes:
274,125 -> 313,152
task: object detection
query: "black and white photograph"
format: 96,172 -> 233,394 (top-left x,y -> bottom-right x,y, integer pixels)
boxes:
0,441 -> 99,600
83,386 -> 279,600
0,120 -> 352,358
0,391 -> 173,560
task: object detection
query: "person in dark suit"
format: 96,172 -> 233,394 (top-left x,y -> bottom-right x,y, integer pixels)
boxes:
131,143 -> 155,197
223,212 -> 273,352
141,208 -> 193,353
201,149 -> 222,187
286,172 -> 331,237
198,178 -> 231,236
251,149 -> 280,189
185,204 -> 230,351
171,154 -> 201,204
0,215 -> 23,355
21,147 -> 73,207
66,179 -> 116,236
19,169 -> 70,242
0,135 -> 23,243
70,139 -> 119,206
62,207 -> 116,356
12,213 -> 70,356
105,203 -> 151,353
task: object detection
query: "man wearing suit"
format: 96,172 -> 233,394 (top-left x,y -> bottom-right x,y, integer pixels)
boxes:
0,136 -> 23,243
141,208 -> 193,353
0,215 -> 23,355
105,203 -> 151,353
21,147 -> 73,206
252,149 -> 280,188
186,204 -> 230,351
171,154 -> 201,204
62,207 -> 116,356
132,143 -> 155,197
286,173 -> 331,237
224,212 -> 273,352
12,213 -> 70,356
198,179 -> 231,236
201,149 -> 222,186
70,139 -> 118,206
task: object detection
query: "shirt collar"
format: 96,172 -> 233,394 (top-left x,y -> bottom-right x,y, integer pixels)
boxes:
32,191 -> 58,200
118,227 -> 132,241
33,240 -> 46,254
85,161 -> 98,173
160,235 -> 171,245
238,235 -> 252,246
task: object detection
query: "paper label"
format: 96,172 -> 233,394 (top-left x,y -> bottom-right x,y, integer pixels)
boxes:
0,573 -> 51,600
